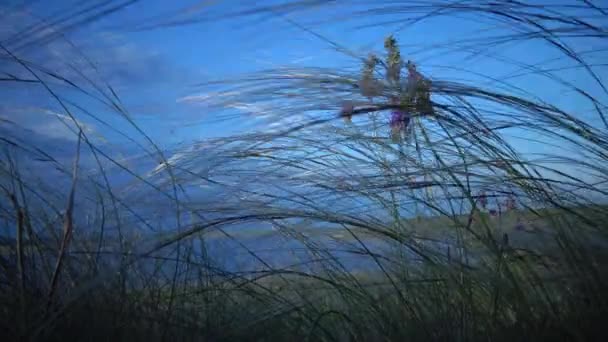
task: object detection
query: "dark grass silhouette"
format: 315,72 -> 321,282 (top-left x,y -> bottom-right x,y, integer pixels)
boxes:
1,1 -> 608,341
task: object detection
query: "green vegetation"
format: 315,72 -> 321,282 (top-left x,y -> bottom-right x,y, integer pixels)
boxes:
1,1 -> 608,341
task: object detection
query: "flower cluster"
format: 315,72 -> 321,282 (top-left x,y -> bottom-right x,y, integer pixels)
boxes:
338,35 -> 433,142
384,35 -> 402,84
359,54 -> 383,99
405,61 -> 433,116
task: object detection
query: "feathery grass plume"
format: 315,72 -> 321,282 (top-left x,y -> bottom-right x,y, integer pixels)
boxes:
359,53 -> 382,99
165,2 -> 608,336
405,60 -> 433,116
384,34 -> 402,85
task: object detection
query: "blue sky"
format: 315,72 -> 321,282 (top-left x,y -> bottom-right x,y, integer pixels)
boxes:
0,0 -> 607,248
1,1 -> 606,185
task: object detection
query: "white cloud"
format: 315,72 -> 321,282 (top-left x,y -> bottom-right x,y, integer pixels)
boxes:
0,6 -> 192,91
0,105 -> 102,146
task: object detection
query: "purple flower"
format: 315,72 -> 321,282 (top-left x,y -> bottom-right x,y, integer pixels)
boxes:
390,110 -> 405,127
389,96 -> 411,129
388,96 -> 411,142
389,109 -> 411,143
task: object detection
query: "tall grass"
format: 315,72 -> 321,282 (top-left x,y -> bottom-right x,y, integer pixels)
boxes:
1,1 -> 608,341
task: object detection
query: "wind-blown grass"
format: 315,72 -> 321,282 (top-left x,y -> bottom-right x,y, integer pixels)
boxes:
1,1 -> 608,341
